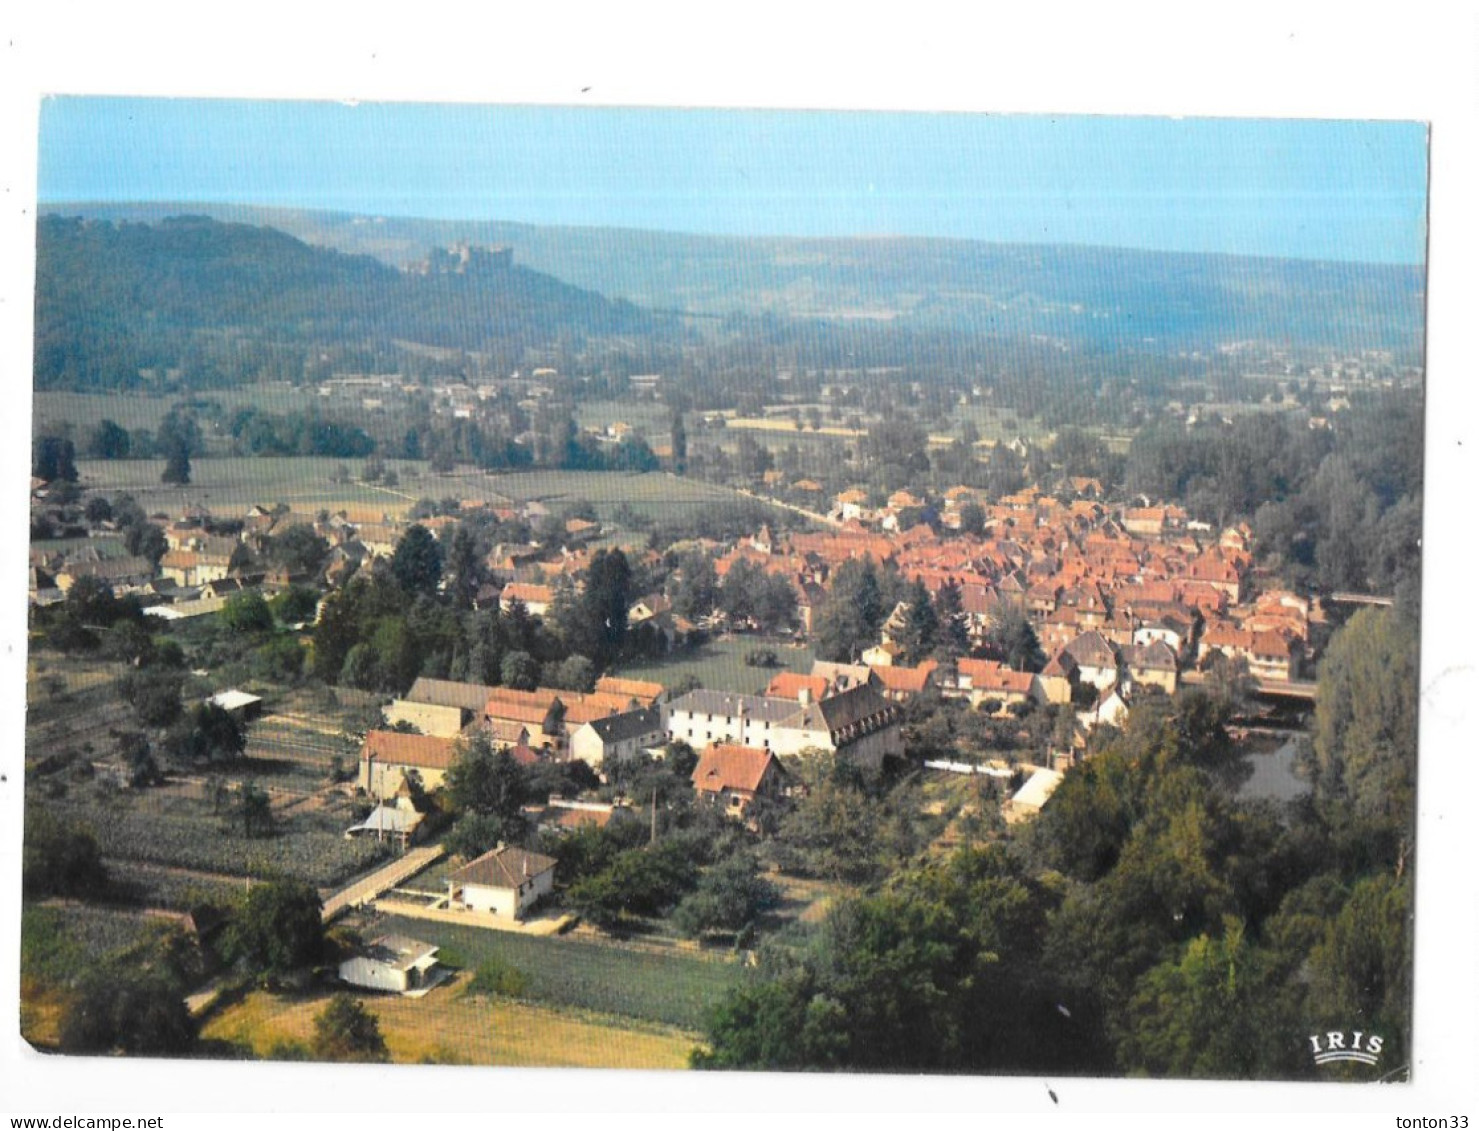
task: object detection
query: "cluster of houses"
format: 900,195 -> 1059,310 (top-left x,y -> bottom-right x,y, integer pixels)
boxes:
27,489 -> 616,620
357,665 -> 903,813
705,480 -> 1314,694
29,500 -> 378,612
36,467 -> 1324,961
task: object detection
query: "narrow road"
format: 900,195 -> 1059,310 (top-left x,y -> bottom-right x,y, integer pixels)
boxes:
733,487 -> 842,528
320,844 -> 445,923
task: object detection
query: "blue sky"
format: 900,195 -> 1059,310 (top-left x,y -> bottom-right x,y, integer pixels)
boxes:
37,97 -> 1428,265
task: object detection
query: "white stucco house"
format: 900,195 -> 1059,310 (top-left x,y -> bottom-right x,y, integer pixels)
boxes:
447,844 -> 557,920
569,706 -> 666,772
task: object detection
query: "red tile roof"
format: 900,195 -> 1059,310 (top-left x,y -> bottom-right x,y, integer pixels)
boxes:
594,676 -> 665,705
872,664 -> 935,694
765,672 -> 831,702
451,845 -> 557,888
692,745 -> 782,796
359,731 -> 460,770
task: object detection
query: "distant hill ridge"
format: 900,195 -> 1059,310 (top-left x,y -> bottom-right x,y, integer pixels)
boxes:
42,200 -> 1426,356
33,213 -> 664,390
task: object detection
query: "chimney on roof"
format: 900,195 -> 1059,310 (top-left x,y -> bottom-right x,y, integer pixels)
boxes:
797,686 -> 812,706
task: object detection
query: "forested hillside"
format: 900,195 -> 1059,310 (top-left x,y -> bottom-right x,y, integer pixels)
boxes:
46,202 -> 1427,357
33,215 -> 666,391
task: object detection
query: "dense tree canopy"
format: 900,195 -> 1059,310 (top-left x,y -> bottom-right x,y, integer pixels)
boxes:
221,879 -> 324,976
1312,606 -> 1419,857
33,434 -> 79,482
311,994 -> 389,1063
22,811 -> 106,899
391,524 -> 443,598
697,846 -> 1074,1072
444,731 -> 531,826
59,967 -> 196,1056
812,557 -> 887,662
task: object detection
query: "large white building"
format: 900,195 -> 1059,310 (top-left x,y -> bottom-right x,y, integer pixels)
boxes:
662,684 -> 903,770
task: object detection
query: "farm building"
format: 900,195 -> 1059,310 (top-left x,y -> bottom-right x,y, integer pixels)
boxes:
524,797 -> 636,834
358,730 -> 460,799
382,700 -> 464,737
338,935 -> 444,995
446,844 -> 557,920
1005,767 -> 1065,823
208,689 -> 264,721
345,799 -> 425,848
592,675 -> 665,706
385,678 -> 497,737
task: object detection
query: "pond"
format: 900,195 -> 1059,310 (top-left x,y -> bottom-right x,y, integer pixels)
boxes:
1236,734 -> 1312,804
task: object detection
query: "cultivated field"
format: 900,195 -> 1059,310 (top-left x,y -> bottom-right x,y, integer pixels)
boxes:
34,389 -> 320,438
447,468 -> 749,523
70,457 -> 764,532
24,902 -> 169,966
105,858 -> 252,911
74,457 -> 421,518
31,780 -> 387,890
202,972 -> 698,1068
27,654 -> 130,705
614,635 -> 814,696
370,911 -> 744,1033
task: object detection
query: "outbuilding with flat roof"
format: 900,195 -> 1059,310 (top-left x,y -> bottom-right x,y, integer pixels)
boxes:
338,934 -> 444,995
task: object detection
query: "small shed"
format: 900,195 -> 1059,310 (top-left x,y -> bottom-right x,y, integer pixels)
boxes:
338,935 -> 443,995
345,802 -> 425,848
1005,767 -> 1065,823
208,689 -> 264,721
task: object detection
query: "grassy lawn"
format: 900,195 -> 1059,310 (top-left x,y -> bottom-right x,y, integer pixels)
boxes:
614,635 -> 814,695
947,402 -> 1052,444
202,973 -> 699,1068
20,904 -> 171,1050
371,912 -> 744,1033
765,872 -> 849,929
